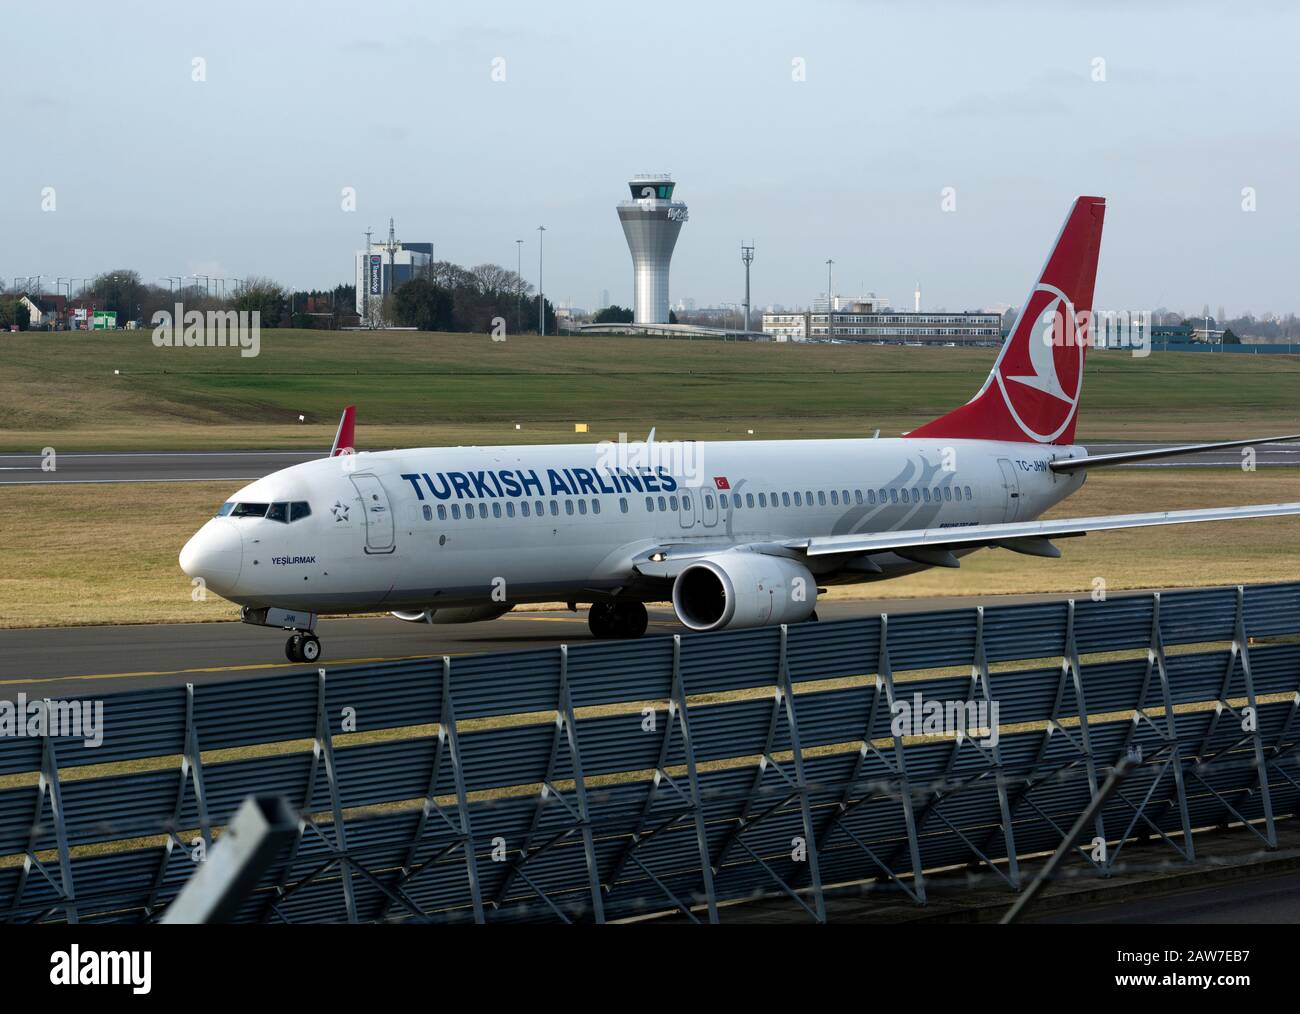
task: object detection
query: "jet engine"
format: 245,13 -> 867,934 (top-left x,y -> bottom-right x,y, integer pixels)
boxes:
671,553 -> 816,632
390,604 -> 514,624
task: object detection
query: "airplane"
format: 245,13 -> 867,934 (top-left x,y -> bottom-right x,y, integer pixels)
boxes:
180,196 -> 1300,663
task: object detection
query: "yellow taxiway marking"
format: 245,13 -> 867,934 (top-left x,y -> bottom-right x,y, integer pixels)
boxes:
0,653 -> 454,687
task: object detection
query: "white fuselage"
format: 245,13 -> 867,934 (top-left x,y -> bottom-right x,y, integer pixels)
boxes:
179,437 -> 1087,614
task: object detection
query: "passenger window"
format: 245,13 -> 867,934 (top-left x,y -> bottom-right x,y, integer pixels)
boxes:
522,501 -> 531,517
670,495 -> 679,511
746,493 -> 754,508
889,489 -> 899,504
428,505 -> 438,521
794,492 -> 802,506
683,495 -> 692,511
704,494 -> 714,509
290,501 -> 312,522
620,497 -> 628,514
757,493 -> 766,507
965,485 -> 973,499
452,504 -> 461,520
868,490 -> 876,504
594,499 -> 602,514
922,489 -> 931,503
646,496 -> 655,511
578,500 -> 587,515
492,502 -> 502,518
943,487 -> 951,501
782,492 -> 791,507
550,500 -> 559,516
720,493 -> 730,508
805,490 -> 813,504
535,500 -> 544,515
830,491 -> 839,506
566,500 -> 575,515
506,502 -> 515,518
817,491 -> 826,506
658,496 -> 667,511
854,490 -> 863,505
266,502 -> 288,523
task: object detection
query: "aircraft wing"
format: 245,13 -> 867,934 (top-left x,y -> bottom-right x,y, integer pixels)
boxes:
786,501 -> 1300,562
1051,433 -> 1300,472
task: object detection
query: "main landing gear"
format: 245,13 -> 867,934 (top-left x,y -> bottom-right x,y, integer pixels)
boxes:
285,631 -> 322,663
588,600 -> 649,639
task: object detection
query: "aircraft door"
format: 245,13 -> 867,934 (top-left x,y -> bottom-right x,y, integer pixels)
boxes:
700,484 -> 719,528
678,488 -> 697,529
996,458 -> 1022,523
350,473 -> 396,553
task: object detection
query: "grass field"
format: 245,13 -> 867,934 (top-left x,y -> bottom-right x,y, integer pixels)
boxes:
1,329 -> 1299,452
1,468 -> 1295,628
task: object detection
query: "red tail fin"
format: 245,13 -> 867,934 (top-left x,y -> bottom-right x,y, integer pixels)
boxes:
330,405 -> 356,457
908,196 -> 1106,445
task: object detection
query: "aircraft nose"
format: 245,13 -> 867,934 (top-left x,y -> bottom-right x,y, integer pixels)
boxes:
179,519 -> 243,594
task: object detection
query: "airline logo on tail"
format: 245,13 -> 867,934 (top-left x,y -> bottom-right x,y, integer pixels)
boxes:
908,196 -> 1105,446
997,282 -> 1085,442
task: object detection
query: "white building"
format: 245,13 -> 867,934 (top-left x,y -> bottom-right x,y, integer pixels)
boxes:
354,218 -> 433,323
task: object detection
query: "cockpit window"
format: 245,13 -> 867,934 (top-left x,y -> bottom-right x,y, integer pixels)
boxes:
226,500 -> 311,522
231,502 -> 269,518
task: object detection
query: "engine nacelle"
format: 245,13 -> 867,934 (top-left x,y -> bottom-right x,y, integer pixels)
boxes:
671,553 -> 817,632
390,604 -> 514,624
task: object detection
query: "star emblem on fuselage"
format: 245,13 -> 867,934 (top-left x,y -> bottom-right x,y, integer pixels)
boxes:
331,501 -> 350,522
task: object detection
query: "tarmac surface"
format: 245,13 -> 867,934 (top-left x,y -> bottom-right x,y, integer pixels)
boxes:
3,441 -> 1299,485
0,590 -> 1096,700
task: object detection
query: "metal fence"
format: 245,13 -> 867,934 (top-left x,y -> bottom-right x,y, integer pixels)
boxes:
3,582 -> 1298,924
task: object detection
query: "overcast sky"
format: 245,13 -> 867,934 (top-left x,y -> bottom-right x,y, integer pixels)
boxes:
4,0 -> 1297,316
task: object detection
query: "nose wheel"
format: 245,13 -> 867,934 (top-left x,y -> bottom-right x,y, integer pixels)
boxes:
286,632 -> 322,663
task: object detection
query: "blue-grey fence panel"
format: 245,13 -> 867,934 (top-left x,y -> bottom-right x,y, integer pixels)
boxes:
3,581 -> 1298,924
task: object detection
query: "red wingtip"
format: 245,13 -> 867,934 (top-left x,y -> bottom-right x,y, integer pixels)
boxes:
908,196 -> 1106,445
330,405 -> 356,457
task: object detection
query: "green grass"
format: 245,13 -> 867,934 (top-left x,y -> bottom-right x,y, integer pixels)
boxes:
1,329 -> 1298,451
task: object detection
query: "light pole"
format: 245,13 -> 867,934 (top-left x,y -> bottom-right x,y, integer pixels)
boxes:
537,225 -> 546,336
741,242 -> 754,332
516,239 -> 523,335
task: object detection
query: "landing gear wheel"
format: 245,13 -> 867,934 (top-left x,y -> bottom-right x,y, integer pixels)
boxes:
588,601 -> 649,639
300,633 -> 322,662
286,633 -> 303,662
808,610 -> 819,623
617,601 -> 649,638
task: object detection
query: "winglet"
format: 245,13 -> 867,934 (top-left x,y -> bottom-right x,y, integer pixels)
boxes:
330,405 -> 356,457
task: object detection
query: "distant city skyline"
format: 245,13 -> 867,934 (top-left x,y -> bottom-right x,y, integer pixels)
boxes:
5,0 -> 1299,318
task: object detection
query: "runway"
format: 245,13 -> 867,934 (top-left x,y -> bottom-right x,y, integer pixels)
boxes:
0,590 -> 1101,700
3,441 -> 1299,485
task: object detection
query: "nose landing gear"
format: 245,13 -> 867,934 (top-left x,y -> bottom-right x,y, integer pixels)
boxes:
588,600 -> 649,639
286,632 -> 322,663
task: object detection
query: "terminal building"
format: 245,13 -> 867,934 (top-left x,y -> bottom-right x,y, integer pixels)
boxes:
762,300 -> 1002,345
353,218 -> 433,321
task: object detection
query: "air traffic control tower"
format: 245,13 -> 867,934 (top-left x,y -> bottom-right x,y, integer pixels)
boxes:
618,173 -> 688,324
